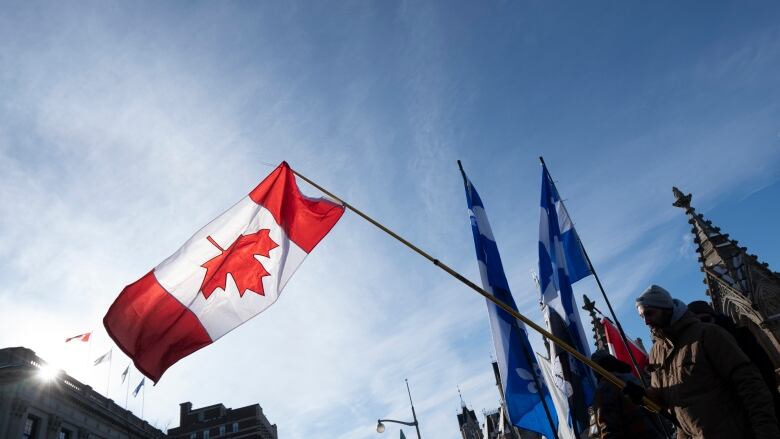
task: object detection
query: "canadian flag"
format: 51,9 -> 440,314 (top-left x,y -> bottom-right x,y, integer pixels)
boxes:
104,162 -> 344,382
602,318 -> 648,377
65,332 -> 92,343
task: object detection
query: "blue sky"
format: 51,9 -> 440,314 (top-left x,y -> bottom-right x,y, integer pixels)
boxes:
1,1 -> 779,438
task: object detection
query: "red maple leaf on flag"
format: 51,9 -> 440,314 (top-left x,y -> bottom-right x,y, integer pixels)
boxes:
200,229 -> 279,299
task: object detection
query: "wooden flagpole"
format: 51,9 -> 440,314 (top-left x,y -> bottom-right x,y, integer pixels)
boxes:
289,167 -> 663,414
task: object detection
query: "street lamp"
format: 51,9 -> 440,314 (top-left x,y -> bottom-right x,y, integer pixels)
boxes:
376,379 -> 422,439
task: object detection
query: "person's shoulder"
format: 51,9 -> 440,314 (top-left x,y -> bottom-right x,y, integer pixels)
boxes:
698,321 -> 742,351
670,313 -> 701,336
714,314 -> 737,331
700,321 -> 734,339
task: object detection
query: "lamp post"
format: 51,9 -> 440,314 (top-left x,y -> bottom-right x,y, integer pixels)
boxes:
376,379 -> 422,439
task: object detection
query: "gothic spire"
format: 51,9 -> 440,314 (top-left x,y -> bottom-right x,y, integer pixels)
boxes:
672,186 -> 778,300
582,294 -> 607,352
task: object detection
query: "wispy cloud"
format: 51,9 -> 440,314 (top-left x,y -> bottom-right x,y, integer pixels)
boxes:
2,3 -> 780,438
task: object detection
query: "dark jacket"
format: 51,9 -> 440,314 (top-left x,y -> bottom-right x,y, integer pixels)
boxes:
712,314 -> 780,422
593,372 -> 666,439
688,300 -> 780,419
647,311 -> 779,439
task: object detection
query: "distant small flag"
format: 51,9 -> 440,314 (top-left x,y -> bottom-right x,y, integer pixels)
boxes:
65,332 -> 92,343
94,350 -> 112,366
133,378 -> 145,397
121,365 -> 130,383
400,430 -> 406,439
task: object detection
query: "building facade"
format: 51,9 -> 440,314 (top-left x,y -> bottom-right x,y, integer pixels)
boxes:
673,187 -> 780,379
457,402 -> 482,439
476,363 -> 544,439
0,346 -> 165,439
480,409 -> 541,439
167,401 -> 277,439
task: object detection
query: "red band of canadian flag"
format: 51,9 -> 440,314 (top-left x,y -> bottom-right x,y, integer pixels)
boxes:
602,318 -> 648,377
104,162 -> 344,382
65,332 -> 92,343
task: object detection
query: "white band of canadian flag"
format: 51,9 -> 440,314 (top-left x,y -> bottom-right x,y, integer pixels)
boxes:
104,162 -> 344,382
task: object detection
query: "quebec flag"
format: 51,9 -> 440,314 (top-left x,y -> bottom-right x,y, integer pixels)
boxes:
538,162 -> 595,437
461,166 -> 557,439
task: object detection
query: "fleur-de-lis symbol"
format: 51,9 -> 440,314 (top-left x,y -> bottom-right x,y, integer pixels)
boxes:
516,367 -> 539,393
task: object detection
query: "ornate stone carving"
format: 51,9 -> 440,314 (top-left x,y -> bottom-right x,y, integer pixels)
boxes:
582,294 -> 607,351
672,186 -> 692,209
674,187 -> 780,370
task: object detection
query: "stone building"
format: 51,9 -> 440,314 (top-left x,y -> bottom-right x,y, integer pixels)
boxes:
479,362 -> 543,439
456,392 -> 482,439
0,346 -> 165,439
480,408 -> 541,439
482,409 -> 502,439
673,187 -> 780,380
167,401 -> 277,439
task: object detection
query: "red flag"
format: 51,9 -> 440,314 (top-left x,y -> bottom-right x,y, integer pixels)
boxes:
602,318 -> 648,377
65,332 -> 92,342
103,162 -> 344,382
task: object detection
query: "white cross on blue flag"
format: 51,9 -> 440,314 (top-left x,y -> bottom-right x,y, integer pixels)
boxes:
461,165 -> 557,439
538,161 -> 596,436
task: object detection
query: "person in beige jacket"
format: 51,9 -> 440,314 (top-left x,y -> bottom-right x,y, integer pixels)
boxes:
629,285 -> 779,439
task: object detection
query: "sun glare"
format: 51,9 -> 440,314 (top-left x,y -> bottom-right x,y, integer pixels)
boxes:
37,364 -> 59,382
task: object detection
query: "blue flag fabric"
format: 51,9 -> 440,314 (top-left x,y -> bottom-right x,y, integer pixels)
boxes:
538,162 -> 596,435
133,377 -> 145,397
462,170 -> 557,439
